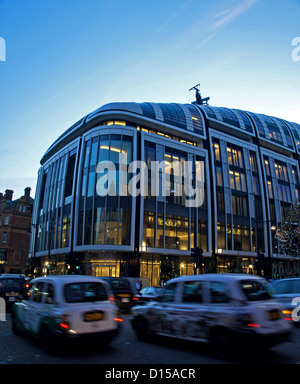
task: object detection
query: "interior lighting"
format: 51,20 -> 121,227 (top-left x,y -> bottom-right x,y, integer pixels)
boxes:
100,145 -> 127,154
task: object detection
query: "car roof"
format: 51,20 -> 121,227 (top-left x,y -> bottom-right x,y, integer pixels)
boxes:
30,275 -> 107,285
166,273 -> 266,284
271,278 -> 300,283
0,275 -> 25,279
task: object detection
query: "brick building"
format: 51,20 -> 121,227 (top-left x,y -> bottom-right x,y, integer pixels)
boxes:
0,188 -> 34,274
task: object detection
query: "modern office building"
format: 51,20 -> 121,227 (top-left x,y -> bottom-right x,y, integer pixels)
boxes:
29,98 -> 300,282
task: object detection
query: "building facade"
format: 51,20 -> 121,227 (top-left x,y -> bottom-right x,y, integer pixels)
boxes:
0,188 -> 33,274
29,101 -> 300,282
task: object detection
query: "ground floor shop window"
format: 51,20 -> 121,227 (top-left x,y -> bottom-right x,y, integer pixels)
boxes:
217,256 -> 256,274
140,254 -> 194,286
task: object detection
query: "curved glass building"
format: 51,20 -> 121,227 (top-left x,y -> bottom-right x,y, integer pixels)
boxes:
29,101 -> 300,282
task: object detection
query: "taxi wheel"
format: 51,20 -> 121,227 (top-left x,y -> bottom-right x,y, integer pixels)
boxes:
134,317 -> 149,341
11,315 -> 21,336
39,326 -> 59,355
210,327 -> 236,361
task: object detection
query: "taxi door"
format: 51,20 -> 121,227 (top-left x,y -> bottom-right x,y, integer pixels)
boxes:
24,281 -> 46,334
151,281 -> 180,336
173,279 -> 209,341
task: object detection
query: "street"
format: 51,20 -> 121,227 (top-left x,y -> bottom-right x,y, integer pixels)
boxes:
0,313 -> 300,365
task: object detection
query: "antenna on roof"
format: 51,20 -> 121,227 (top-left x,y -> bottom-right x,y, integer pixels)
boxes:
189,84 -> 210,106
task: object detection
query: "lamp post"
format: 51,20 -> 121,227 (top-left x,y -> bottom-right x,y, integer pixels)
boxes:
47,213 -> 55,275
27,222 -> 38,277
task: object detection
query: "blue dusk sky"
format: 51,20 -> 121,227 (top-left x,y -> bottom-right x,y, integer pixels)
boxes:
0,0 -> 299,199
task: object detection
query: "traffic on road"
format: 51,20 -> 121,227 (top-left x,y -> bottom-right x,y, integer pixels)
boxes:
0,273 -> 299,365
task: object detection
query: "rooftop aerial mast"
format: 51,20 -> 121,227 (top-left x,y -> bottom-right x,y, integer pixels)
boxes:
189,84 -> 210,106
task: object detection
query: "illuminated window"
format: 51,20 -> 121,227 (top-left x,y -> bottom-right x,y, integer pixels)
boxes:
264,159 -> 271,177
213,142 -> 221,161
267,181 -> 273,199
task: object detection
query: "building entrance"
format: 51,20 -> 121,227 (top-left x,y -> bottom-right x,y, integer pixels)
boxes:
160,256 -> 180,283
92,264 -> 117,277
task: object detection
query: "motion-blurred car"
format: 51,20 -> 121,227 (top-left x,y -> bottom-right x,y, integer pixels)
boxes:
136,287 -> 163,305
101,277 -> 139,313
131,274 -> 292,360
11,275 -> 123,354
270,278 -> 300,323
0,275 -> 28,310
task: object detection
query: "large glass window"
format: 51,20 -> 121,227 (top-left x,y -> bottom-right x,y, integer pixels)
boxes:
35,146 -> 77,253
292,166 -> 300,202
142,141 -> 207,253
143,212 -> 155,248
64,150 -> 77,198
227,145 -> 244,168
226,143 -> 252,252
212,139 -> 225,249
78,133 -> 133,247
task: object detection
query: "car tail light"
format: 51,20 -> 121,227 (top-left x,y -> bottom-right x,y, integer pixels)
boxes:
282,310 -> 293,321
237,313 -> 260,329
247,323 -> 260,328
132,297 -> 139,301
60,314 -> 70,330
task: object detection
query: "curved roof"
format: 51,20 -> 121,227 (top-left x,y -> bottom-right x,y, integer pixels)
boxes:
41,101 -> 300,164
245,111 -> 295,150
200,105 -> 254,134
87,102 -> 205,136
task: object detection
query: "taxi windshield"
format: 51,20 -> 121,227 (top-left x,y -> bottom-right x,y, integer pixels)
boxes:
64,282 -> 108,303
239,280 -> 273,301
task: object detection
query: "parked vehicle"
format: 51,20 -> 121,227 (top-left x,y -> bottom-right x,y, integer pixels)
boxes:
101,277 -> 139,313
0,275 -> 28,310
11,275 -> 123,354
270,278 -> 300,323
136,287 -> 163,305
131,274 -> 292,360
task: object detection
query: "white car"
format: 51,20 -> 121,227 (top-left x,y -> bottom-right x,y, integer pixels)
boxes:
11,275 -> 123,354
270,278 -> 300,323
131,274 -> 292,359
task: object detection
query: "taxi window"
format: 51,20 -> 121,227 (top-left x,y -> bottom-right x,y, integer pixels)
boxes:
183,281 -> 202,303
45,283 -> 55,304
32,282 -> 44,303
240,280 -> 273,301
64,282 -> 108,303
209,282 -> 229,303
160,282 -> 177,302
